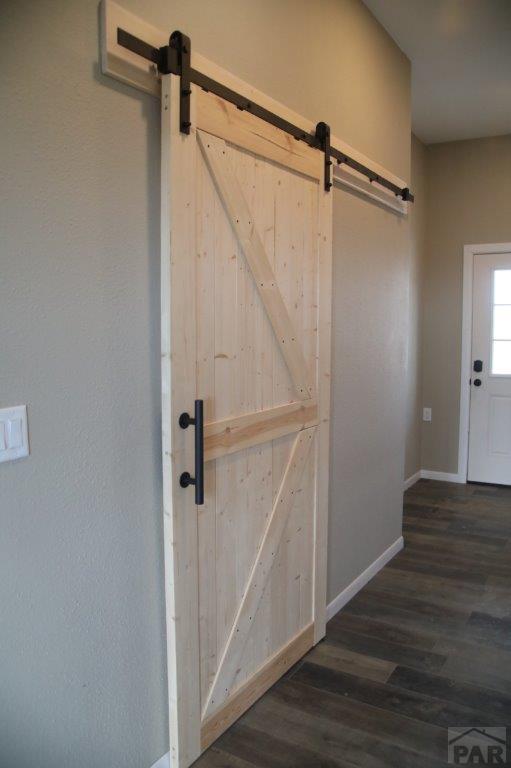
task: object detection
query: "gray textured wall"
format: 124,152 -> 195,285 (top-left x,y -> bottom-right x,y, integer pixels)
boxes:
1,1 -> 410,766
328,187 -> 408,601
404,135 -> 427,480
422,135 -> 511,473
1,3 -> 166,766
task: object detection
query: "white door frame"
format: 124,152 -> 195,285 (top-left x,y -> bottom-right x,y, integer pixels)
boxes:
459,242 -> 511,483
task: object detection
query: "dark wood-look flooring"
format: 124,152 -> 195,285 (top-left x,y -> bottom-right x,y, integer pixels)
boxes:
196,480 -> 511,767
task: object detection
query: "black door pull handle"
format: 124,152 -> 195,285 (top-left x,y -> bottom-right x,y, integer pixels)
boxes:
178,399 -> 204,505
473,379 -> 482,387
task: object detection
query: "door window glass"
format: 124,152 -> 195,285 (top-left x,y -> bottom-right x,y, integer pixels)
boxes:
492,270 -> 511,374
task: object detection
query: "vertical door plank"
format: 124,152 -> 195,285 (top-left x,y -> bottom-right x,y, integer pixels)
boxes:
313,184 -> 333,643
196,143 -> 218,705
161,76 -> 201,766
210,134 -> 243,680
298,179 -> 319,631
232,149 -> 270,680
270,168 -> 301,653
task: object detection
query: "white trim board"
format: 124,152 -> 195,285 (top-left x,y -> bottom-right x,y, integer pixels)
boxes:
326,537 -> 403,622
333,166 -> 407,216
459,243 -> 511,486
100,0 -> 409,215
150,754 -> 169,768
420,469 -> 464,483
403,470 -> 421,491
403,468 -> 466,491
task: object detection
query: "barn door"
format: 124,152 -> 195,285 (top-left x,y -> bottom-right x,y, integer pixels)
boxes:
161,74 -> 332,767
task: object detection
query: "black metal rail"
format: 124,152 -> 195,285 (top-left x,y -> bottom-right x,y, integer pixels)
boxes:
178,400 -> 204,506
117,28 -> 413,202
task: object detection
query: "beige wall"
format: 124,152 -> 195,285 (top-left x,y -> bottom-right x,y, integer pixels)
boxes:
329,187 -> 409,601
1,1 -> 410,766
404,135 -> 427,479
422,135 -> 511,473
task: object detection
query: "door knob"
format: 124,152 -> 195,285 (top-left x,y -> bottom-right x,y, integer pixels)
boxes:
473,379 -> 482,387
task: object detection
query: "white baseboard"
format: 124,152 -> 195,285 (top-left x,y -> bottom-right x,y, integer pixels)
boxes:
403,469 -> 466,491
326,536 -> 404,622
150,754 -> 169,768
403,470 -> 421,491
420,469 -> 465,484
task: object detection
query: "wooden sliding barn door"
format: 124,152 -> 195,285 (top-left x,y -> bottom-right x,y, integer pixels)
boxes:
161,73 -> 332,767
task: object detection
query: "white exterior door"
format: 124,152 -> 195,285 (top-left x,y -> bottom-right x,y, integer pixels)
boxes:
468,249 -> 511,485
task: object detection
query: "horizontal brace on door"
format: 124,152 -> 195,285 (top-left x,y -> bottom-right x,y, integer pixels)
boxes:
204,401 -> 319,462
116,27 -> 414,202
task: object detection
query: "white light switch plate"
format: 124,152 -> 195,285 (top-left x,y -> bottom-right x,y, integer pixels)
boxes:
0,405 -> 29,463
423,407 -> 432,422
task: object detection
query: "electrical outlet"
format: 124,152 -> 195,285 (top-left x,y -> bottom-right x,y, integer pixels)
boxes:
423,407 -> 432,422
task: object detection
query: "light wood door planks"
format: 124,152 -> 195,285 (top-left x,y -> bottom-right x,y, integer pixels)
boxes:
161,73 -> 333,767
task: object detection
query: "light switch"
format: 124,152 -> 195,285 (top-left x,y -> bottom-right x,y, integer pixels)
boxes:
423,407 -> 432,422
8,418 -> 23,449
0,406 -> 29,463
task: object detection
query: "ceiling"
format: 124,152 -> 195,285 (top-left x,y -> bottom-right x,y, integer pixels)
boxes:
362,0 -> 511,144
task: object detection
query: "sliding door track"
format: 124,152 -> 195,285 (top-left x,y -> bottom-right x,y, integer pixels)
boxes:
117,27 -> 413,201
